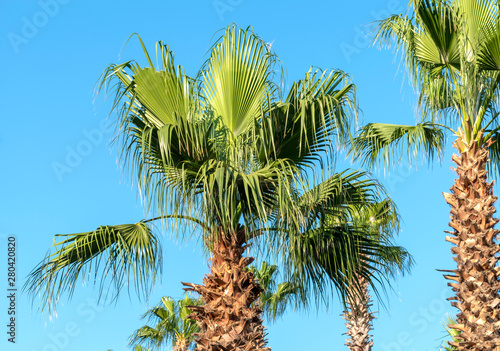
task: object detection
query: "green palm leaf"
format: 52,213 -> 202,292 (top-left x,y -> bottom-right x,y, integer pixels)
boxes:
351,122 -> 446,169
279,171 -> 407,305
200,24 -> 279,136
249,262 -> 302,322
439,316 -> 460,350
24,223 -> 161,315
258,68 -> 357,168
479,30 -> 500,70
414,0 -> 460,67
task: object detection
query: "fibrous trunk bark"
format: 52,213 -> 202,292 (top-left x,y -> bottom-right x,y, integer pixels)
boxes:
342,274 -> 374,351
443,138 -> 500,350
182,231 -> 270,351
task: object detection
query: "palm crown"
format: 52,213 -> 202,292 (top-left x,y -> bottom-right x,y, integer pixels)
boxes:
109,27 -> 358,236
353,0 -> 500,171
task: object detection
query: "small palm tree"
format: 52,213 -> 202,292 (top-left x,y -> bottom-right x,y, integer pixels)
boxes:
130,295 -> 200,351
350,1 -> 500,348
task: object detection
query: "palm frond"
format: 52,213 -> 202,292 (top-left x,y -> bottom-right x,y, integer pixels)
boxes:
370,243 -> 414,278
98,34 -> 197,129
439,315 -> 460,350
283,224 -> 368,305
97,35 -> 209,219
25,222 -> 161,315
258,68 -> 357,168
199,24 -> 280,137
413,0 -> 459,68
249,262 -> 302,322
457,0 -> 497,54
277,171 -> 377,304
298,170 -> 381,214
352,198 -> 400,235
478,25 -> 500,70
131,325 -> 165,350
277,167 -> 414,308
350,122 -> 446,169
348,197 -> 413,278
261,281 -> 300,322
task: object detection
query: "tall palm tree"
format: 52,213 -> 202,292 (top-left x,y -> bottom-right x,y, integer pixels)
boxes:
350,1 -> 500,349
341,200 -> 412,351
26,25 -> 404,351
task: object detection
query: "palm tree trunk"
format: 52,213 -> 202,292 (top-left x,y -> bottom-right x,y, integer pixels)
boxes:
443,138 -> 500,350
182,231 -> 270,351
342,274 -> 374,351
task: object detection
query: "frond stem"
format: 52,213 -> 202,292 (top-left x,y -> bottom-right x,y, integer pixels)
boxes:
142,215 -> 208,231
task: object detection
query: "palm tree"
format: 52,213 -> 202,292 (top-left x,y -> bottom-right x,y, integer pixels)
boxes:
341,200 -> 412,351
129,294 -> 198,351
130,295 -> 201,351
26,25 -> 405,351
129,262 -> 299,351
130,294 -> 201,351
350,0 -> 500,349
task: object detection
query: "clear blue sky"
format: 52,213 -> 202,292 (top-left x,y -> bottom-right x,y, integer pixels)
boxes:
1,0 -> 461,350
